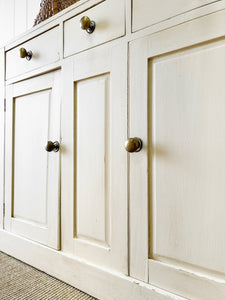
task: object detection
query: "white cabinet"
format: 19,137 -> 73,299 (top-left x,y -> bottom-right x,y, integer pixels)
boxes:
64,0 -> 125,57
129,8 -> 225,300
6,27 -> 60,80
61,40 -> 128,273
132,0 -> 219,32
2,1 -> 225,299
5,71 -> 61,249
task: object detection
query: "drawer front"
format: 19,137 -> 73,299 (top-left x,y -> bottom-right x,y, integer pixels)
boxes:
64,0 -> 125,57
132,0 -> 219,32
6,27 -> 60,80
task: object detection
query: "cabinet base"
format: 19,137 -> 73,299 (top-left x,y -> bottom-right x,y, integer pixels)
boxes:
0,230 -> 183,300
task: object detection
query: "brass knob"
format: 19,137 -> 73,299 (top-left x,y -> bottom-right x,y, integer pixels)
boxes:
80,16 -> 96,34
125,137 -> 142,153
20,48 -> 32,61
45,141 -> 60,152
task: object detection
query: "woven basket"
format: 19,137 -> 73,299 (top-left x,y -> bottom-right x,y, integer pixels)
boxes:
34,0 -> 78,26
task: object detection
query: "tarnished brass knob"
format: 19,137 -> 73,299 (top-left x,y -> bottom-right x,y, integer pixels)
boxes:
125,137 -> 142,153
45,141 -> 60,152
20,48 -> 32,61
80,16 -> 96,33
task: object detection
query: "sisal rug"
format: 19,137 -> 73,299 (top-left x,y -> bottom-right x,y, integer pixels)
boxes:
0,251 -> 97,300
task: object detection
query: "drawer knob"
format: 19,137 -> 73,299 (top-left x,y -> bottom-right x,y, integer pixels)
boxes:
45,141 -> 60,152
80,16 -> 96,34
20,48 -> 32,61
125,138 -> 142,153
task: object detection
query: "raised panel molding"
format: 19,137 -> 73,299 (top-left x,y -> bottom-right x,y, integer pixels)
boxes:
75,74 -> 110,247
150,39 -> 225,274
5,71 -> 61,250
13,90 -> 50,225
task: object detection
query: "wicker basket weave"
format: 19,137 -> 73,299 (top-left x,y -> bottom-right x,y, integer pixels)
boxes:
34,0 -> 78,26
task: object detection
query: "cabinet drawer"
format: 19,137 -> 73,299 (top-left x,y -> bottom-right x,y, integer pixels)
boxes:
64,0 -> 125,57
132,0 -> 218,32
6,27 -> 60,80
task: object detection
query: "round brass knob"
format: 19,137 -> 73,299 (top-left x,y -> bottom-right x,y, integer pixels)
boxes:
20,48 -> 32,61
80,16 -> 96,34
45,141 -> 60,152
125,137 -> 142,153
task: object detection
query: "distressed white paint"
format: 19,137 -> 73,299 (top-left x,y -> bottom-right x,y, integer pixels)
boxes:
64,0 -> 125,57
151,41 -> 225,274
1,0 -> 225,299
13,91 -> 49,225
132,0 -> 220,32
6,26 -> 60,80
130,7 -> 225,300
61,40 -> 128,273
0,229 -> 186,300
5,71 -> 61,249
76,74 -> 110,246
0,0 -> 41,46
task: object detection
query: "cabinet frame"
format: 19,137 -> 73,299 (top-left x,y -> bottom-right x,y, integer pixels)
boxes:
129,8 -> 225,300
61,40 -> 128,274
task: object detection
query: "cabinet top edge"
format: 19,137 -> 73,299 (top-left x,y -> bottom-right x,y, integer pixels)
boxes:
4,0 -> 123,52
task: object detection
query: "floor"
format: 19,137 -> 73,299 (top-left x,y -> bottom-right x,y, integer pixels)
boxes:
0,251 -> 97,300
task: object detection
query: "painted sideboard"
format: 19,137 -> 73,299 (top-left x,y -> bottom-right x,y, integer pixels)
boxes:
1,0 -> 225,299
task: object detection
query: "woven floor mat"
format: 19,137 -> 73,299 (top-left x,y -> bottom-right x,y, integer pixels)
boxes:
0,251 -> 97,300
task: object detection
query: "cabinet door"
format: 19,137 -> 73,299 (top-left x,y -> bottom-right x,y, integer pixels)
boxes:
61,41 -> 127,274
5,71 -> 61,250
130,10 -> 225,300
132,0 -> 219,32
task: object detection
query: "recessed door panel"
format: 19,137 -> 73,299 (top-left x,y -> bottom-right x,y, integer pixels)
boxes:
13,91 -> 50,225
5,71 -> 61,249
130,10 -> 225,299
76,75 -> 110,246
151,41 -> 225,274
61,42 -> 127,273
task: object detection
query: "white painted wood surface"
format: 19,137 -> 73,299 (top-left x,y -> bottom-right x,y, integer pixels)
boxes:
0,48 -> 4,229
0,229 -> 186,300
6,26 -> 60,80
0,0 -> 41,46
64,0 -> 125,57
61,40 -> 128,273
5,71 -> 61,249
132,0 -> 219,32
0,0 -> 15,46
1,1 -> 225,299
129,7 -> 225,300
76,74 -> 110,245
151,40 -> 225,273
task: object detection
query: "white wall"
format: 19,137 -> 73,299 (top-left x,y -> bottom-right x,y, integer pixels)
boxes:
0,0 -> 41,46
